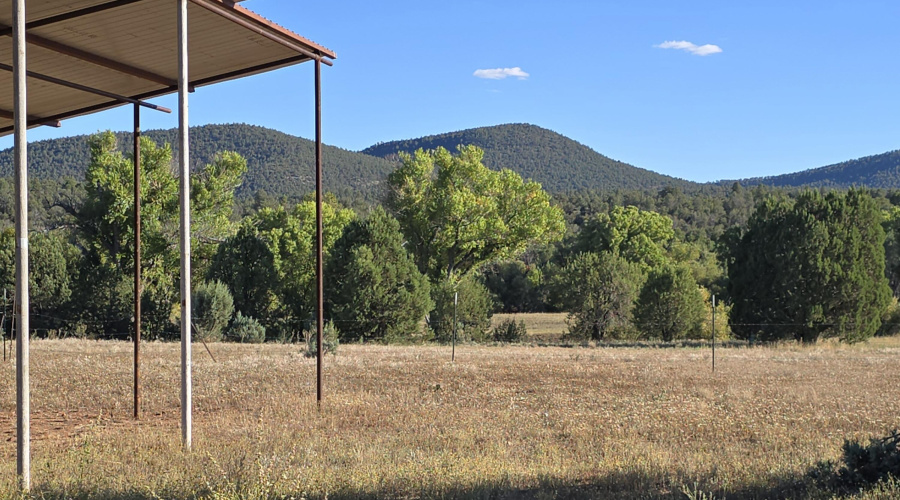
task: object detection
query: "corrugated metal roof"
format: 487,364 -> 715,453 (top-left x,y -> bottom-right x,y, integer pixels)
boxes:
0,0 -> 335,135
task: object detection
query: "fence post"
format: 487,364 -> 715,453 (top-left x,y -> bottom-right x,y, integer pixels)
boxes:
452,291 -> 458,362
712,294 -> 716,372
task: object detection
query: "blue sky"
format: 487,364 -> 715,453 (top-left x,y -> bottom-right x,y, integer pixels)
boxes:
6,0 -> 900,183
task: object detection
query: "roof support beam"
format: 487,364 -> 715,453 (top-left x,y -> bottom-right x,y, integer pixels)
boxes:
189,0 -> 333,66
0,0 -> 143,37
0,62 -> 171,113
24,0 -> 144,30
0,109 -> 60,128
0,23 -> 177,87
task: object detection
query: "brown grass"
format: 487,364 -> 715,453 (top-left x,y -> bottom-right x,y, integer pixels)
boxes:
0,338 -> 898,498
492,312 -> 568,340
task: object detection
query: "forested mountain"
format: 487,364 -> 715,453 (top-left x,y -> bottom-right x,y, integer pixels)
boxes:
0,124 -> 396,201
362,123 -> 700,192
6,122 -> 900,200
724,149 -> 900,189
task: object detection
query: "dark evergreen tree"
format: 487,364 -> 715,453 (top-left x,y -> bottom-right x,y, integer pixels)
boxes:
429,275 -> 494,343
725,189 -> 891,343
326,207 -> 432,342
634,264 -> 705,341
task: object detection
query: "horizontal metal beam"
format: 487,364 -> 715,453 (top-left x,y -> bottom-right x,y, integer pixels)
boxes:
0,62 -> 172,113
0,109 -> 60,128
24,32 -> 176,87
0,54 -> 316,135
0,24 -> 177,87
189,0 -> 333,66
0,0 -> 143,36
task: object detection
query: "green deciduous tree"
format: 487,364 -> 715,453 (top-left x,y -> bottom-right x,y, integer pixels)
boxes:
634,264 -> 705,341
554,251 -> 644,340
326,207 -> 432,342
386,145 -> 566,283
209,199 -> 354,339
575,206 -> 675,271
59,131 -> 247,338
724,189 -> 891,343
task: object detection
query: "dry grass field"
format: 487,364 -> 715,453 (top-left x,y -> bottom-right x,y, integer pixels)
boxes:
492,313 -> 568,340
0,338 -> 898,499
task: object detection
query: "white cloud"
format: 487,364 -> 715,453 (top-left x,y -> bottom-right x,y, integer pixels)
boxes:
473,67 -> 530,80
655,40 -> 722,56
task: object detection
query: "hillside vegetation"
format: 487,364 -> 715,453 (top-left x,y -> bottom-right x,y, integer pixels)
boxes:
363,123 -> 699,192
732,149 -> 900,189
0,124 -> 396,201
4,122 -> 900,198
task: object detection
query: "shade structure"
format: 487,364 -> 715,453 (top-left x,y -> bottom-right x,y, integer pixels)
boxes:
0,0 -> 335,134
5,0 -> 335,490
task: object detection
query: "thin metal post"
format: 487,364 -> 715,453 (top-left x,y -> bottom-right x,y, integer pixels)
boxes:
452,291 -> 458,362
315,58 -> 324,406
177,0 -> 192,450
133,103 -> 141,419
712,294 -> 716,373
13,0 -> 29,489
2,289 -> 7,362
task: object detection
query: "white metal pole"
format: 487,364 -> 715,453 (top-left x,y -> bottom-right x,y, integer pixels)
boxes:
13,0 -> 30,490
177,0 -> 192,450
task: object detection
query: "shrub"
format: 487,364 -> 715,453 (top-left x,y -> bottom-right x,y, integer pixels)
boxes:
634,264 -> 705,341
305,320 -> 339,357
812,430 -> 900,492
430,276 -> 494,343
877,298 -> 900,337
225,312 -> 265,343
492,318 -> 527,343
192,280 -> 234,342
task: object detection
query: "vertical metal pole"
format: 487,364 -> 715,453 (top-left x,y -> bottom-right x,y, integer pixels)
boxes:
712,294 -> 716,373
315,59 -> 324,406
177,0 -> 192,449
2,289 -> 7,362
452,291 -> 458,362
133,103 -> 141,420
13,0 -> 29,489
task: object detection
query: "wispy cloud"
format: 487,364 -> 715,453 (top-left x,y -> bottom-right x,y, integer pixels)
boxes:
655,40 -> 722,56
473,67 -> 530,80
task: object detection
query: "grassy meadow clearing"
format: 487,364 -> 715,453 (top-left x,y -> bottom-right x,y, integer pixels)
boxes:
0,331 -> 898,498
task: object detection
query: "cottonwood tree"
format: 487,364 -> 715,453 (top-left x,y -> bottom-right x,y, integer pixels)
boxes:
386,145 -> 565,339
386,145 -> 566,283
58,131 -> 246,338
575,205 -> 675,271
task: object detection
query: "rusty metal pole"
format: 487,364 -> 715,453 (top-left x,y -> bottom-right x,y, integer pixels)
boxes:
13,0 -> 30,489
133,103 -> 141,419
315,59 -> 324,407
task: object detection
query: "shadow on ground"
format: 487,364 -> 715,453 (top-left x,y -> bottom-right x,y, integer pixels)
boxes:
25,469 -> 822,500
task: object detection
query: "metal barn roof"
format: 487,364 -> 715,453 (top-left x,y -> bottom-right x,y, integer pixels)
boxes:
0,0 -> 335,135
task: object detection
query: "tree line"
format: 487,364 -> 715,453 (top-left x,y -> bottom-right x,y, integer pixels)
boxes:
1,132 -> 898,345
